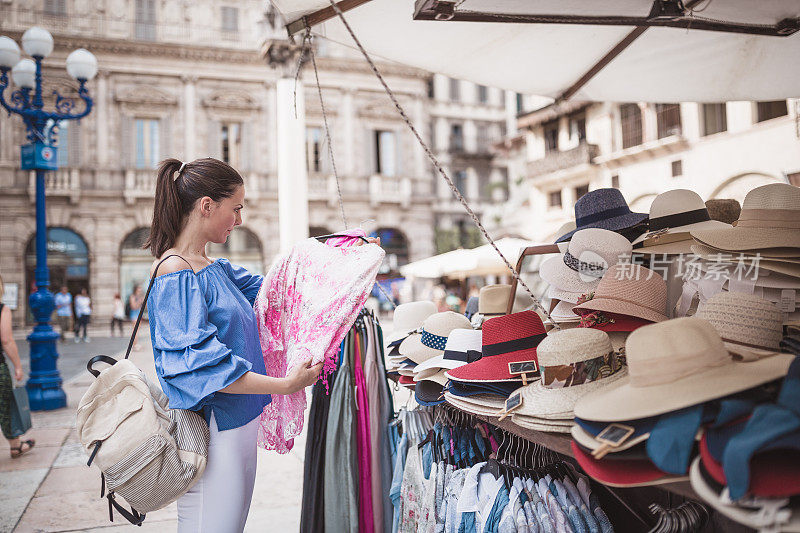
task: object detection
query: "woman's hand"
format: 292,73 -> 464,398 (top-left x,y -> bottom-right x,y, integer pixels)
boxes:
285,359 -> 323,394
355,236 -> 381,247
14,366 -> 23,382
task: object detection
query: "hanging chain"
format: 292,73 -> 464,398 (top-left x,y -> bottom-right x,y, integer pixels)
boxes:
305,27 -> 348,230
324,0 -> 558,327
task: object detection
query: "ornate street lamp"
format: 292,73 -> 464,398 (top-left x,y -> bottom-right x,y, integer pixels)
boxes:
0,27 -> 96,410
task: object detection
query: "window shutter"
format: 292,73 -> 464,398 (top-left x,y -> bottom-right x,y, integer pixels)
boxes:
366,129 -> 376,175
208,120 -> 221,159
69,121 -> 81,167
240,122 -> 253,171
394,132 -> 403,177
121,115 -> 132,168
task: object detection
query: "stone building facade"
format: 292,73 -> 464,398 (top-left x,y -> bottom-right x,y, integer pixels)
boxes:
0,1 -> 452,325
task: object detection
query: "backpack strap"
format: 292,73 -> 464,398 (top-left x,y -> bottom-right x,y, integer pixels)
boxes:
107,491 -> 146,526
124,254 -> 193,360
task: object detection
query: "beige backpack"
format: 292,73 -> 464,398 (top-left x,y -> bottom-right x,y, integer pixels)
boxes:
76,255 -> 209,525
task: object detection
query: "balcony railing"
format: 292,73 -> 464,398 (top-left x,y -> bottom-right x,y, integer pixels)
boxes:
527,142 -> 599,178
27,169 -> 80,202
369,175 -> 412,208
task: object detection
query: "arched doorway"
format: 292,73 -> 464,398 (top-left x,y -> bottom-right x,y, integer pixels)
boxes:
120,227 -> 153,306
371,227 -> 409,275
309,226 -> 331,238
208,227 -> 265,275
710,173 -> 781,203
25,227 -> 89,324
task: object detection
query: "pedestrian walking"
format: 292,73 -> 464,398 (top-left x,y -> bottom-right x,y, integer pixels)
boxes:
0,275 -> 35,458
53,286 -> 72,341
143,157 -> 333,533
111,292 -> 125,336
127,284 -> 144,350
74,288 -> 91,343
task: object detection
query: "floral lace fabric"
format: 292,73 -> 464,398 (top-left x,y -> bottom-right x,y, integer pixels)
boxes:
255,234 -> 384,453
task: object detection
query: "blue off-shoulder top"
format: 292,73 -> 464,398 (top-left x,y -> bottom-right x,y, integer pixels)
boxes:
147,258 -> 271,431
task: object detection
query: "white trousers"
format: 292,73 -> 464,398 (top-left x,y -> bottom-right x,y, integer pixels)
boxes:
177,413 -> 259,533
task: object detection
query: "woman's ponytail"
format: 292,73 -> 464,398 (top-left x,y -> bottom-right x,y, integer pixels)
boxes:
143,157 -> 244,257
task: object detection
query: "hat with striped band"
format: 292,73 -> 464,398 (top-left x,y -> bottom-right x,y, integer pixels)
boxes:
399,311 -> 472,365
446,310 -> 547,383
385,301 -> 438,351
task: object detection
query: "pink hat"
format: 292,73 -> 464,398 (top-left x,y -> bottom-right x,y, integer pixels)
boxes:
573,263 -> 668,323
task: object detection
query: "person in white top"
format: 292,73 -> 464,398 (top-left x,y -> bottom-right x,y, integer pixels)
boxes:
111,292 -> 125,337
74,288 -> 92,343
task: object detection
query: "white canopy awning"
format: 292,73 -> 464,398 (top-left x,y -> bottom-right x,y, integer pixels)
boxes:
400,238 -> 538,279
270,0 -> 800,102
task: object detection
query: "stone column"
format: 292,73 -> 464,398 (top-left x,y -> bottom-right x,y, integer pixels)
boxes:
96,70 -> 109,166
276,78 -> 309,253
182,75 -> 197,160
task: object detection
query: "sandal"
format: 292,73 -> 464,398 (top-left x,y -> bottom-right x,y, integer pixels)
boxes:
10,439 -> 35,459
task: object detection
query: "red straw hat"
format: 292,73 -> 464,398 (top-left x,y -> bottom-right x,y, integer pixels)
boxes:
446,311 -> 547,383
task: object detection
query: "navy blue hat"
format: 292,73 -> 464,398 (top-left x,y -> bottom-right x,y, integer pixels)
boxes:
556,188 -> 648,243
415,381 -> 446,406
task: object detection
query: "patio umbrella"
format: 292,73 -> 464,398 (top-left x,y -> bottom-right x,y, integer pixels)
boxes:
269,0 -> 800,102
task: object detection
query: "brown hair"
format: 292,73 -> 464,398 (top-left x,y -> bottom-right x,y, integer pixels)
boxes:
144,157 -> 244,257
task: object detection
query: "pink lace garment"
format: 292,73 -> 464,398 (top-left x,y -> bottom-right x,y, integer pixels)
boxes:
255,232 -> 384,453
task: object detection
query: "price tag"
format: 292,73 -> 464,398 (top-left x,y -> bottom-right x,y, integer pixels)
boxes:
508,360 -> 538,386
780,290 -> 796,313
591,423 -> 635,459
498,392 -> 522,421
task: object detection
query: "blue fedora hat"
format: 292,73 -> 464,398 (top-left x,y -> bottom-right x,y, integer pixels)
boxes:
556,188 -> 648,243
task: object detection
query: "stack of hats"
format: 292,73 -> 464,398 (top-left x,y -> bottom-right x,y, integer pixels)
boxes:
398,311 -> 472,405
444,310 -> 547,415
690,357 -> 800,531
687,183 -> 800,325
555,188 -> 649,244
570,317 -> 794,488
632,189 -> 731,256
541,228 -> 633,322
510,328 -> 627,434
471,284 -> 512,328
385,301 -> 437,378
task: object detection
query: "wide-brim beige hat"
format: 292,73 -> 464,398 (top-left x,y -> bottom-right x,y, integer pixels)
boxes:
571,424 -> 650,453
479,284 -> 513,316
547,286 -> 583,305
519,368 -> 628,418
413,369 -> 449,386
384,300 -> 438,349
573,264 -> 668,323
574,296 -> 668,324
690,183 -> 800,251
399,311 -> 473,364
550,300 -> 581,322
574,353 -> 794,422
690,244 -> 800,279
510,414 -> 574,433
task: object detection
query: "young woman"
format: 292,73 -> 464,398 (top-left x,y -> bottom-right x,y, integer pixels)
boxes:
144,157 -> 370,533
127,285 -> 144,350
0,275 -> 35,458
111,292 -> 125,336
73,288 -> 91,342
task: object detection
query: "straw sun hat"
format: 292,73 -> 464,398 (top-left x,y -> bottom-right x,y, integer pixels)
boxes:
385,300 -> 437,352
632,189 -> 730,255
515,328 -> 627,418
696,292 -> 786,361
574,317 -> 794,422
691,183 -> 800,251
478,284 -> 513,316
540,228 -> 633,295
573,263 -> 668,323
399,311 -> 472,365
556,188 -> 648,243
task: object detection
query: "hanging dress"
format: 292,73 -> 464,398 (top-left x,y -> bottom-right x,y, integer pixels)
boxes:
255,234 -> 383,453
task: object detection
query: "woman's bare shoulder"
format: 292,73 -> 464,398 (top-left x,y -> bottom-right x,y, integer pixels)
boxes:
150,254 -> 195,277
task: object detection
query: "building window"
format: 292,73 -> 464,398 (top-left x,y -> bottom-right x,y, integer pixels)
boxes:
656,103 -> 682,138
449,78 -> 460,102
619,104 -> 643,149
454,170 -> 468,197
450,123 -> 464,152
756,101 -> 788,122
548,190 -> 562,208
611,174 -> 620,189
574,184 -> 589,201
306,127 -> 323,173
543,120 -> 559,153
476,123 -> 489,152
221,122 -> 242,167
135,0 -> 157,41
787,171 -> 800,187
44,0 -> 66,16
221,6 -> 239,32
701,103 -> 727,136
135,118 -> 159,169
516,93 -> 524,114
477,85 -> 488,104
671,160 -> 683,177
427,78 -> 434,99
569,113 -> 586,143
374,130 -> 396,177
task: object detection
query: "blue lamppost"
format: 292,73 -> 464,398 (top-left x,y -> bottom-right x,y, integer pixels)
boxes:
0,27 -> 97,410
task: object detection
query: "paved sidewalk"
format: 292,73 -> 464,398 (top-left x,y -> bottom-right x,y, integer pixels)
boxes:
0,324 -> 307,533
